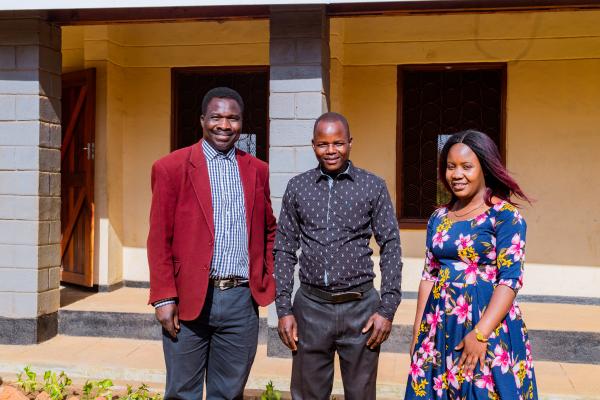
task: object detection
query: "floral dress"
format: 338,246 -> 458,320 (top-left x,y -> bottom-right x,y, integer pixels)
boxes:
405,201 -> 538,400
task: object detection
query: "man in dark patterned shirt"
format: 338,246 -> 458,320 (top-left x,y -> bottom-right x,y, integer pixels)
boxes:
274,112 -> 403,400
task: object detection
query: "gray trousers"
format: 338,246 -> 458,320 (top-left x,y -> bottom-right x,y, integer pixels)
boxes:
291,286 -> 381,400
162,285 -> 258,400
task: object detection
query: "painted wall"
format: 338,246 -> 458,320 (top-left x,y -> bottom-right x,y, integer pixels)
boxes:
61,10 -> 600,293
329,10 -> 600,292
61,20 -> 269,284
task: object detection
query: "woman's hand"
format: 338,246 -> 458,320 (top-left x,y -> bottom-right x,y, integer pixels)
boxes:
455,330 -> 487,374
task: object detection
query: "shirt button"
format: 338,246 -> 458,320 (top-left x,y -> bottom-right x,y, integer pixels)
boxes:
209,240 -> 214,246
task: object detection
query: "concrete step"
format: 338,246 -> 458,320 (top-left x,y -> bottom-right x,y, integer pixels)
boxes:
60,286 -> 600,332
59,286 -> 269,342
59,286 -> 600,365
0,335 -> 599,400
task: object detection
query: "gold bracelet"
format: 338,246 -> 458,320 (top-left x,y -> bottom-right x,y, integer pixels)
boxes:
474,326 -> 489,343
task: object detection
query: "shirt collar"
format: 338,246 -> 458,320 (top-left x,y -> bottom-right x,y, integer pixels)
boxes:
316,161 -> 354,182
202,139 -> 236,161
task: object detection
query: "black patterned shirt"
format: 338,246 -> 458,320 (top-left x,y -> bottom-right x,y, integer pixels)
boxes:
274,162 -> 403,321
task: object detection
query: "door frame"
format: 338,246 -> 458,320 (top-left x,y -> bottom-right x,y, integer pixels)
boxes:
60,68 -> 96,287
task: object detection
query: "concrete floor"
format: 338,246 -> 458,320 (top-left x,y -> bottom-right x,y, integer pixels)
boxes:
0,335 -> 599,399
0,286 -> 596,399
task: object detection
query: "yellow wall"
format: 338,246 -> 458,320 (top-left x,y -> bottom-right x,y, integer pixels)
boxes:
330,10 -> 600,266
62,20 -> 269,283
61,11 -> 600,286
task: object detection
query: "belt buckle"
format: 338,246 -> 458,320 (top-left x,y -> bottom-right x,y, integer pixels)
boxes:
348,291 -> 363,300
331,291 -> 362,302
217,279 -> 232,290
330,292 -> 344,301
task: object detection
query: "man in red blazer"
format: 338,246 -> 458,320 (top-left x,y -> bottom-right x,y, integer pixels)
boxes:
147,87 -> 276,400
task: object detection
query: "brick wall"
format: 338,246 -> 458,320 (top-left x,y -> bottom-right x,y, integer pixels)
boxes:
268,5 -> 329,216
0,11 -> 62,343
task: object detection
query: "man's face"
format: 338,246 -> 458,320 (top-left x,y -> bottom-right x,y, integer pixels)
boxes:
312,120 -> 352,174
200,97 -> 242,152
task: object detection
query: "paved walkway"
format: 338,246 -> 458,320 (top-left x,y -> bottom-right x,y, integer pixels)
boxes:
0,286 -> 594,399
0,335 -> 599,399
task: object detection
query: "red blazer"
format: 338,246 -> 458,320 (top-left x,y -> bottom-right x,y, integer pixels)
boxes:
147,139 -> 277,321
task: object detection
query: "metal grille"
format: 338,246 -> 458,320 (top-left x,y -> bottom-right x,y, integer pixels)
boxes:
235,133 -> 257,156
399,66 -> 504,221
172,68 -> 269,162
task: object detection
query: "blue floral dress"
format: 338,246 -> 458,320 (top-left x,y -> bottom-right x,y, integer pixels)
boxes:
405,201 -> 538,399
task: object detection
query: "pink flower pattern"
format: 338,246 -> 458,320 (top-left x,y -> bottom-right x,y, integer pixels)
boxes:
492,344 -> 512,374
432,230 -> 450,249
406,201 -> 537,399
451,295 -> 472,324
419,336 -> 437,358
486,237 -> 497,260
409,354 -> 425,382
454,233 -> 473,249
433,374 -> 445,397
453,258 -> 479,285
475,213 -> 488,226
446,355 -> 460,390
507,233 -> 525,261
475,365 -> 495,392
426,305 -> 443,337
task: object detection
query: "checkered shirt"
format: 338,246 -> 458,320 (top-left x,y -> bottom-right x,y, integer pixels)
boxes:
202,139 -> 249,279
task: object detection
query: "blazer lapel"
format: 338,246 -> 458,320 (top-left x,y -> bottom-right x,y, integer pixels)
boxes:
236,150 -> 256,239
188,140 -> 214,238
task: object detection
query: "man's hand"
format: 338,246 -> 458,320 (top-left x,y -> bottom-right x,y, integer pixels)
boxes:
362,312 -> 392,349
277,315 -> 298,351
155,303 -> 180,338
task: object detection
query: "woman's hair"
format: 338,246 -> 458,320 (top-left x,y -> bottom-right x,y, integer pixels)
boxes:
438,130 -> 530,207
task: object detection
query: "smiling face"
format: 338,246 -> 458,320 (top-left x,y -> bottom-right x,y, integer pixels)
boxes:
312,120 -> 352,174
200,97 -> 242,153
445,143 -> 486,201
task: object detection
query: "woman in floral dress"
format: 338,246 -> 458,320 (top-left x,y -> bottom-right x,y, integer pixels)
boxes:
405,130 -> 538,399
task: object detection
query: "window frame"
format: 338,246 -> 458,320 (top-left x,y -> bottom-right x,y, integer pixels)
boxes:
396,63 -> 507,228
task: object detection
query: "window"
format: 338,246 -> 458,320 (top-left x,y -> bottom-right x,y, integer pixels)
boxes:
396,64 -> 505,227
171,66 -> 269,161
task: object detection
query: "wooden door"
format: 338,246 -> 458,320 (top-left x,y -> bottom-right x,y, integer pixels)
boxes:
171,67 -> 269,161
61,69 -> 96,287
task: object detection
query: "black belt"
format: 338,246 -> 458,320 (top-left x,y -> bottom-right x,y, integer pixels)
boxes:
210,277 -> 249,290
300,281 -> 373,303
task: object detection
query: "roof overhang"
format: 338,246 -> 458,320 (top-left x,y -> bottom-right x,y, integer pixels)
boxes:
2,0 -> 599,24
3,0 -> 600,10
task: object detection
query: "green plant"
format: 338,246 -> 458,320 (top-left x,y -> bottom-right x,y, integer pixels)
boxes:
122,383 -> 162,400
260,381 -> 281,400
42,371 -> 72,400
82,379 -> 114,400
15,366 -> 39,394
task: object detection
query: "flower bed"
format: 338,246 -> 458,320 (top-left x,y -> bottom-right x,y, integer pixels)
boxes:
0,369 -> 298,400
0,367 -> 161,400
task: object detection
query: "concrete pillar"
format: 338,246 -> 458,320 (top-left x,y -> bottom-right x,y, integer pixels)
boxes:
269,5 -> 329,216
0,11 -> 62,343
267,5 -> 330,356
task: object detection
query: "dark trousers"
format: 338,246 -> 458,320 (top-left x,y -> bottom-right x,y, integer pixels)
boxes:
162,285 -> 258,400
291,286 -> 380,400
